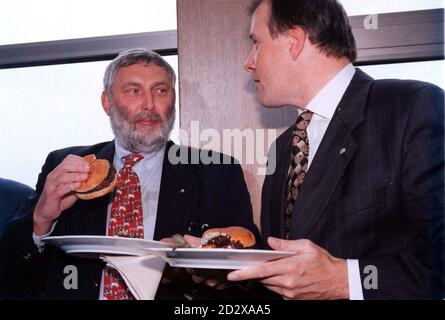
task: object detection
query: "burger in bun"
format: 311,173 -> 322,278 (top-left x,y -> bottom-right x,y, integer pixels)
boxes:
201,226 -> 256,249
75,154 -> 117,200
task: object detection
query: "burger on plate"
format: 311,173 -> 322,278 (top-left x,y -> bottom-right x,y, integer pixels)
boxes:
201,226 -> 256,249
75,154 -> 117,200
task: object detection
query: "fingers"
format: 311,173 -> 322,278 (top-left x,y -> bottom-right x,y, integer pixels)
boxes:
226,239 -> 315,282
192,274 -> 205,284
45,155 -> 91,195
190,269 -> 230,289
64,154 -> 91,168
258,273 -> 301,291
228,254 -> 301,282
268,237 -> 319,254
43,175 -> 84,204
58,183 -> 80,199
54,154 -> 90,176
56,172 -> 89,185
228,260 -> 284,282
183,234 -> 202,247
47,157 -> 90,186
33,154 -> 92,231
160,238 -> 175,246
191,275 -> 228,290
206,279 -> 218,287
60,194 -> 79,211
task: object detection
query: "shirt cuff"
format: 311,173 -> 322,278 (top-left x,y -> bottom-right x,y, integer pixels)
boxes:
347,259 -> 364,300
32,222 -> 57,253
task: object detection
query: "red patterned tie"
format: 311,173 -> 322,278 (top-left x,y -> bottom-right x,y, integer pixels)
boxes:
284,111 -> 313,239
103,153 -> 144,300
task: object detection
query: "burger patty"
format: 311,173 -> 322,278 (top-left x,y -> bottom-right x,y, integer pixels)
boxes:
206,235 -> 244,249
77,167 -> 116,195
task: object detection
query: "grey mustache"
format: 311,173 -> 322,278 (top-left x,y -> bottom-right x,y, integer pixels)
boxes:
133,112 -> 161,122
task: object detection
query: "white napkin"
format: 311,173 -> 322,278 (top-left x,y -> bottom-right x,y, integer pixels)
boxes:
100,255 -> 166,300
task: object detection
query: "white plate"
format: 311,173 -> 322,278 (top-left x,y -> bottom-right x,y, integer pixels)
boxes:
143,248 -> 294,270
41,235 -> 171,257
41,236 -> 294,270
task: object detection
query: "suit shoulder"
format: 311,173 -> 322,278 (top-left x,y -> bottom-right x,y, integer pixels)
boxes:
368,78 -> 444,117
0,178 -> 33,192
168,144 -> 241,167
46,141 -> 112,164
372,78 -> 443,100
0,178 -> 34,200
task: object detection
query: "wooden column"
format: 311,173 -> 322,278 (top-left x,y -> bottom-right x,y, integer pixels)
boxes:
177,0 -> 297,227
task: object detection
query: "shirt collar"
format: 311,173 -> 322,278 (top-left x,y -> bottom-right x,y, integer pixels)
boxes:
304,63 -> 356,119
113,140 -> 165,168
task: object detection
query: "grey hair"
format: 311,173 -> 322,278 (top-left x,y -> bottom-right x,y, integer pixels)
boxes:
103,48 -> 176,95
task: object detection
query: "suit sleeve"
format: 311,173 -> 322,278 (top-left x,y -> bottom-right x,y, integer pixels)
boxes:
0,151 -> 60,298
359,85 -> 444,299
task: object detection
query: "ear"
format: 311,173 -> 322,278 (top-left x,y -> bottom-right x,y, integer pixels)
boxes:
101,91 -> 111,116
287,26 -> 306,61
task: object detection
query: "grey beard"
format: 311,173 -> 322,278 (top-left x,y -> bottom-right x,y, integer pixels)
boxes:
109,102 -> 175,153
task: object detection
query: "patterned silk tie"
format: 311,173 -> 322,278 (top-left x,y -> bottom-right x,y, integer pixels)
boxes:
103,153 -> 144,300
284,111 -> 313,239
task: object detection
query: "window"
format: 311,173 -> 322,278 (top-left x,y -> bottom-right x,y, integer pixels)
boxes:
361,60 -> 445,89
0,56 -> 179,187
340,0 -> 443,15
0,0 -> 177,45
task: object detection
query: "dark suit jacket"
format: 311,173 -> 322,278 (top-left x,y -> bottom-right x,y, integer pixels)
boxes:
261,69 -> 444,299
0,179 -> 34,299
0,178 -> 34,239
1,141 -> 261,299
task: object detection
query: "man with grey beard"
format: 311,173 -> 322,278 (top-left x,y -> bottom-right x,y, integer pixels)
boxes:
1,49 -> 260,300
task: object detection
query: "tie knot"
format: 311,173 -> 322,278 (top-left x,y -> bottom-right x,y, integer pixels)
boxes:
123,153 -> 144,168
295,110 -> 313,130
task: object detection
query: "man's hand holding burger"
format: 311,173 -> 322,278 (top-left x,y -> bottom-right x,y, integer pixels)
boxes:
33,155 -> 91,236
34,154 -> 117,236
33,155 -> 90,236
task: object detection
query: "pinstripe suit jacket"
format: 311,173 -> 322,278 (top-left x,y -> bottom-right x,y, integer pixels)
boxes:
261,69 -> 444,299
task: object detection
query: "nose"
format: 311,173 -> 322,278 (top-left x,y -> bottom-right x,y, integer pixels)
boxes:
244,46 -> 256,72
141,91 -> 155,111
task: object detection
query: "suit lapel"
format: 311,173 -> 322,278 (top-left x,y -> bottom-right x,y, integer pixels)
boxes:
272,128 -> 294,239
153,142 -> 200,240
289,69 -> 374,239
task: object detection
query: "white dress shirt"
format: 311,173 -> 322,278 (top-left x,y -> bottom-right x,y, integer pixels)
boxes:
110,142 -> 165,241
297,63 -> 363,300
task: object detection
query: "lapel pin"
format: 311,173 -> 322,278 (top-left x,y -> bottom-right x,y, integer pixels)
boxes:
339,148 -> 346,155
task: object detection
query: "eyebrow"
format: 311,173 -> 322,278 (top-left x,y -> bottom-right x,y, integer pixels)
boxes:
121,81 -> 141,87
152,81 -> 170,87
121,81 -> 170,87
